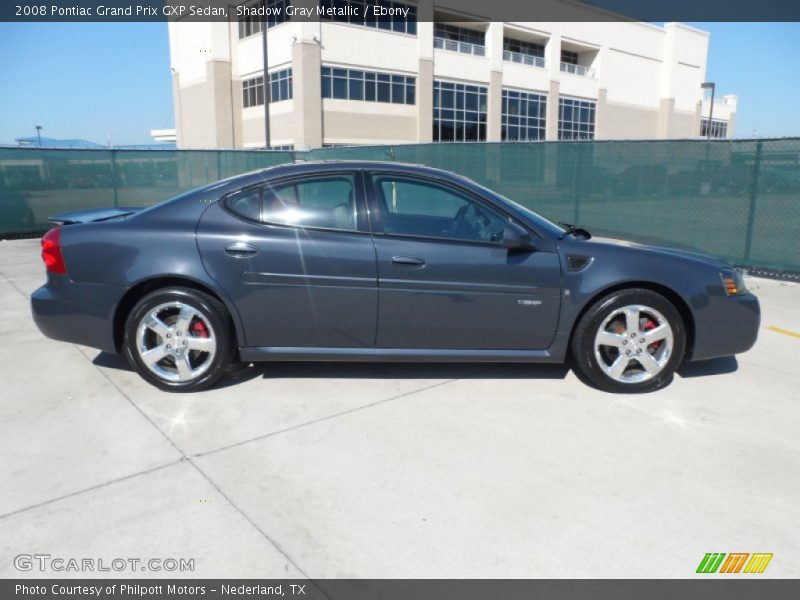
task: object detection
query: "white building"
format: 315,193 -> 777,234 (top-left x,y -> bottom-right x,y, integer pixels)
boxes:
167,0 -> 737,150
150,128 -> 177,143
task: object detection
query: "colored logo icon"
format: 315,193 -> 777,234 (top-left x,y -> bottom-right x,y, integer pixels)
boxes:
697,553 -> 773,574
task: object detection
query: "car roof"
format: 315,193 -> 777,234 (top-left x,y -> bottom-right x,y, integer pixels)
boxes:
190,160 -> 474,203
259,160 -> 460,180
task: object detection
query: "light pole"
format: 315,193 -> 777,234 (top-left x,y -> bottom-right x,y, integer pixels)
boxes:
35,125 -> 43,147
261,16 -> 271,150
701,82 -> 715,139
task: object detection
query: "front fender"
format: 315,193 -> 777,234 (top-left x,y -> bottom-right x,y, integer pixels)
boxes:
556,239 -> 756,360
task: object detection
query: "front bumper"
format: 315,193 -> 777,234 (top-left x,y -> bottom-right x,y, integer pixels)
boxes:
690,292 -> 761,361
31,275 -> 124,353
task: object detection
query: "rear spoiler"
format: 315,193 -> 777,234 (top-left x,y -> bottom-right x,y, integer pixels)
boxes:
48,207 -> 141,226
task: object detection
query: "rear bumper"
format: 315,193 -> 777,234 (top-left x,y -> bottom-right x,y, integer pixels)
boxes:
690,292 -> 761,361
31,275 -> 124,353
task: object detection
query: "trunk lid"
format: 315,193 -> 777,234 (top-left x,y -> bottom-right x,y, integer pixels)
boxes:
48,207 -> 141,226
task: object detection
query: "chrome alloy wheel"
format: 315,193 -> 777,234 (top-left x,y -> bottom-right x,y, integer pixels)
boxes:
593,304 -> 674,384
135,301 -> 217,383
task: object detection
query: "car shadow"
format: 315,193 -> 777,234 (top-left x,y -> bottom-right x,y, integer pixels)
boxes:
91,351 -> 571,384
677,356 -> 738,378
254,361 -> 571,380
92,352 -> 133,371
91,351 -> 738,390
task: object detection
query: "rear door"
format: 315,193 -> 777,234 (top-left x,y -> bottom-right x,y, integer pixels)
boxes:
367,172 -> 562,350
197,170 -> 378,349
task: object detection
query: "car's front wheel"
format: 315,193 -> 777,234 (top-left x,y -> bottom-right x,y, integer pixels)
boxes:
571,288 -> 686,393
123,287 -> 233,392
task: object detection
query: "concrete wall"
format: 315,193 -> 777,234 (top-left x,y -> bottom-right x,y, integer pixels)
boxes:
321,102 -> 418,145
242,102 -> 295,148
293,39 -> 323,150
417,59 -> 434,143
598,98 -> 659,139
173,60 -> 237,149
169,20 -> 240,149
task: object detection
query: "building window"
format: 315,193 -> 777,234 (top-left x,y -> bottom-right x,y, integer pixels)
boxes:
269,68 -> 293,102
503,37 -> 546,68
322,67 -> 416,105
701,119 -> 728,138
433,81 -> 487,142
319,0 -> 417,35
558,97 -> 595,140
502,89 -> 546,142
242,68 -> 293,108
505,38 -> 545,58
242,77 -> 263,108
561,50 -> 579,65
559,49 -> 596,77
434,24 -> 486,56
238,0 -> 290,39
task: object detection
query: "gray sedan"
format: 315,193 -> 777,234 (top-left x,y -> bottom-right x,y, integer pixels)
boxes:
31,161 -> 760,393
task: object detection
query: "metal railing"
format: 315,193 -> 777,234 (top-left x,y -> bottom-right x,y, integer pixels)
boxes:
434,37 -> 486,57
560,62 -> 596,78
503,50 -> 546,68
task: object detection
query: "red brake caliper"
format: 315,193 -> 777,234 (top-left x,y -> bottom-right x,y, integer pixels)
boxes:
642,318 -> 659,352
191,319 -> 209,338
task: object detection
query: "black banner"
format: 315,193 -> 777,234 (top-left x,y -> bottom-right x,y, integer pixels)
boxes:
3,0 -> 800,23
4,580 -> 800,600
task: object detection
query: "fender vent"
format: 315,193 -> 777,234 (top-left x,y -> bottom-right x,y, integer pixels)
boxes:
567,255 -> 593,272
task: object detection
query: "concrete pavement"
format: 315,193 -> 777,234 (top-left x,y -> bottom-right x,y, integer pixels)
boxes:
0,238 -> 798,578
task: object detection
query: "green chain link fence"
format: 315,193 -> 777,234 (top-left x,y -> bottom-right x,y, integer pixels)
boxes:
1,139 -> 798,273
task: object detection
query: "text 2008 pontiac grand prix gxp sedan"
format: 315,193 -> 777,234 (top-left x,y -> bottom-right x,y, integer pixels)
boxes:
31,161 -> 760,393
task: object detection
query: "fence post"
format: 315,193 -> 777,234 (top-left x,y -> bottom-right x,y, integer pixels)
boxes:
573,145 -> 583,223
217,151 -> 222,180
110,149 -> 119,208
743,140 -> 763,262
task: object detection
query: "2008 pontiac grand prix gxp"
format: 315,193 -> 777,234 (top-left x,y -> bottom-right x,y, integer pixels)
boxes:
31,161 -> 760,393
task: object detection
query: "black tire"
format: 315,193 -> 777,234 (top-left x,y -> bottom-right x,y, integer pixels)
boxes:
123,287 -> 234,392
571,288 -> 686,393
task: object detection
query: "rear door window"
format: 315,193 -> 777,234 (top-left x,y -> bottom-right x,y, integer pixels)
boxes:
225,187 -> 261,221
263,175 -> 357,231
225,174 -> 359,232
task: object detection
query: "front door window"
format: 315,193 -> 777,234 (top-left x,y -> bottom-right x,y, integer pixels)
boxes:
373,176 -> 508,242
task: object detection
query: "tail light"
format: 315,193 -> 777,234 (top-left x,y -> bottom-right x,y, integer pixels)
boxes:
41,227 -> 68,274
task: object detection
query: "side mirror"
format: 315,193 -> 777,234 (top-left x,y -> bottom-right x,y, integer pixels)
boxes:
500,223 -> 535,250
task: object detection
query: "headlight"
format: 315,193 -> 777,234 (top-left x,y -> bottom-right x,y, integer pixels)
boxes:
720,269 -> 748,296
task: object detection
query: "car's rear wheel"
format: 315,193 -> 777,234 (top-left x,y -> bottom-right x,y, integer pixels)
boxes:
571,288 -> 686,393
123,287 -> 233,392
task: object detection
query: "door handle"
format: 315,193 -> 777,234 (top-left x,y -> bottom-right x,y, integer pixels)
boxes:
391,255 -> 426,267
225,242 -> 258,258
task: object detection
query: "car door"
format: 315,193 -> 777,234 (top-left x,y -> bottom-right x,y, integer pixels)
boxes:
366,172 -> 562,350
196,170 -> 378,349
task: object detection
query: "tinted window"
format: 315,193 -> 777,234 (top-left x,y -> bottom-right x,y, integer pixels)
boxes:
226,187 -> 261,221
262,175 -> 357,231
373,176 -> 508,243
